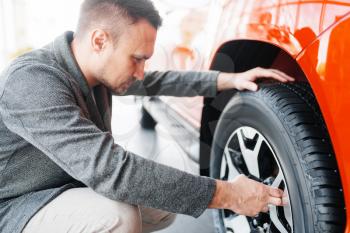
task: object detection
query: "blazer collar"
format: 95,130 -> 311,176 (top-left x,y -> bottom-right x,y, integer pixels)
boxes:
52,31 -> 91,97
52,31 -> 107,131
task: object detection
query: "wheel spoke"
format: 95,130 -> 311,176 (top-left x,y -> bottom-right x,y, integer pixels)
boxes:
269,170 -> 291,233
236,128 -> 262,178
223,147 -> 240,180
275,173 -> 293,229
269,206 -> 289,233
271,169 -> 283,188
283,188 -> 293,228
220,154 -> 227,180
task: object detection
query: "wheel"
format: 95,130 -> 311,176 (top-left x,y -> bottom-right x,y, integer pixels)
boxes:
210,83 -> 345,233
140,106 -> 157,129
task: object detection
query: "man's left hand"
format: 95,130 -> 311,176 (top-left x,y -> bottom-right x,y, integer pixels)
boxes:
217,67 -> 295,92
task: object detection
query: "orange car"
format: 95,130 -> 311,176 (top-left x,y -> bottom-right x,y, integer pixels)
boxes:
142,0 -> 350,232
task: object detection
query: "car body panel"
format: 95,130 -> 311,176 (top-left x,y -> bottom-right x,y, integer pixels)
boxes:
296,14 -> 350,231
146,0 -> 350,229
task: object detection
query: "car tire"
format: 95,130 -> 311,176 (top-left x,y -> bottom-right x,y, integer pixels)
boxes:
140,106 -> 157,129
210,82 -> 345,233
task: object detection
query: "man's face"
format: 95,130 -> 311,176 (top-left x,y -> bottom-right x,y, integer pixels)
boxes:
93,19 -> 157,94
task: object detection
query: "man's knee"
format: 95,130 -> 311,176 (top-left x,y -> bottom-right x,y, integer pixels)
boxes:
102,202 -> 142,233
65,188 -> 142,233
157,212 -> 176,229
27,188 -> 143,233
140,207 -> 177,233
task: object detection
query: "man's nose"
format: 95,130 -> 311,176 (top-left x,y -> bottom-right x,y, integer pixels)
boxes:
134,62 -> 145,81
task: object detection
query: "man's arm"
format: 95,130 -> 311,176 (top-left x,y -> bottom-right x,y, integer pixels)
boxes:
0,64 -> 215,218
119,67 -> 294,96
121,70 -> 219,97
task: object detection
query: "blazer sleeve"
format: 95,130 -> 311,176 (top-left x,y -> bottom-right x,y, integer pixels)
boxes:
118,70 -> 220,96
0,64 -> 216,218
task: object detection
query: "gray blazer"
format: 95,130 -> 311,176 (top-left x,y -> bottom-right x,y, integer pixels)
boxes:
0,31 -> 218,233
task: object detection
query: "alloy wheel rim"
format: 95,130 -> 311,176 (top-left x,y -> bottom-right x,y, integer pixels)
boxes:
219,126 -> 293,233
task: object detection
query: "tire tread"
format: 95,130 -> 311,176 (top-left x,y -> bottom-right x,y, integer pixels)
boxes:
260,82 -> 345,232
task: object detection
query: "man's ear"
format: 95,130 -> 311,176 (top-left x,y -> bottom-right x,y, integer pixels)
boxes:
90,29 -> 109,52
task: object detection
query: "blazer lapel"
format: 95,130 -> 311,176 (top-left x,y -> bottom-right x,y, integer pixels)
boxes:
53,31 -> 107,132
85,91 -> 107,131
93,85 -> 112,132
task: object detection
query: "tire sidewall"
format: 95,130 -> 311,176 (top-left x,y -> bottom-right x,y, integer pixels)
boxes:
210,92 -> 313,233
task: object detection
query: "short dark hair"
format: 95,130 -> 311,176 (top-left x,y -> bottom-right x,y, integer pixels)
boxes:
75,0 -> 162,41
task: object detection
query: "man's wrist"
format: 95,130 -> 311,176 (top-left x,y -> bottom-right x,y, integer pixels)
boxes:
208,179 -> 226,209
217,72 -> 237,92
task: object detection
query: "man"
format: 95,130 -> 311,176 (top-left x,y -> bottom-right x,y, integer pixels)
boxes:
0,0 -> 294,232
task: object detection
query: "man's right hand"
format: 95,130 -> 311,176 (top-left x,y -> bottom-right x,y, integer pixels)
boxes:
208,174 -> 284,216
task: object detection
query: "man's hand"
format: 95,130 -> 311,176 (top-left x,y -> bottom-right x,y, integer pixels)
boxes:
217,67 -> 295,92
208,175 -> 284,216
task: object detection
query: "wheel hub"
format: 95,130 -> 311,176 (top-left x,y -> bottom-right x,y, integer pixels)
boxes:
219,126 -> 293,233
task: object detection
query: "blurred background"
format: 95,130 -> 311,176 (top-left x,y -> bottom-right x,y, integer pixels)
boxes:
0,0 -> 83,70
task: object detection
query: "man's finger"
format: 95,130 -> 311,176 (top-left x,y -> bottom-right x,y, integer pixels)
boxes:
270,69 -> 295,81
261,206 -> 269,213
262,69 -> 289,82
268,196 -> 283,206
245,81 -> 258,91
253,68 -> 289,82
282,197 -> 289,206
269,187 -> 284,198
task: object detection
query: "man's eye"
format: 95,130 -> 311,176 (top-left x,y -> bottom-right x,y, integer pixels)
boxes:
134,58 -> 142,63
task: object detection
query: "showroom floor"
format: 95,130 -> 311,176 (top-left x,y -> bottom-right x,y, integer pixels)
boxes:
111,96 -> 216,233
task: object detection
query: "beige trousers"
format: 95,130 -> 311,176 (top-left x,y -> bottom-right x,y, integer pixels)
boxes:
22,188 -> 176,233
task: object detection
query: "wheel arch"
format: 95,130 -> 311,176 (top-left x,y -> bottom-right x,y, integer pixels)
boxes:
200,39 -> 314,176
